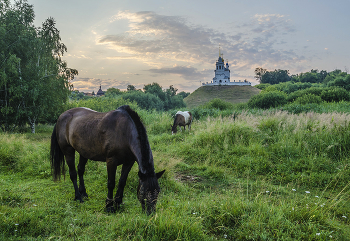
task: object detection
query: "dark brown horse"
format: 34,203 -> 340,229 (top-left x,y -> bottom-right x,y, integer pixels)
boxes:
171,111 -> 193,134
50,105 -> 165,214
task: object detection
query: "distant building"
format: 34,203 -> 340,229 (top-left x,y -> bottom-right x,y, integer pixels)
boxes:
83,92 -> 94,97
202,48 -> 251,86
96,85 -> 105,96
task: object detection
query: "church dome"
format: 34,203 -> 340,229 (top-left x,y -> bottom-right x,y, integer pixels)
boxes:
96,85 -> 105,96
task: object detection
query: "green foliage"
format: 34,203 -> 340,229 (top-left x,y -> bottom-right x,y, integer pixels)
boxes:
294,94 -> 322,105
69,90 -> 91,100
260,69 -> 291,84
143,83 -> 186,111
282,102 -> 323,114
263,82 -> 315,94
177,91 -> 190,99
0,0 -> 77,132
248,91 -> 287,109
190,108 -> 234,120
202,98 -> 233,110
105,87 -> 122,97
126,84 -> 137,91
321,87 -> 350,102
286,86 -> 325,103
122,91 -> 164,111
254,83 -> 270,90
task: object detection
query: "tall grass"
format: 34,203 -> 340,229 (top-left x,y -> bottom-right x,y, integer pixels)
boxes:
1,110 -> 349,240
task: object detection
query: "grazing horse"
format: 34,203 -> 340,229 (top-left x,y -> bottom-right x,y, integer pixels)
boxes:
171,111 -> 193,134
50,105 -> 165,214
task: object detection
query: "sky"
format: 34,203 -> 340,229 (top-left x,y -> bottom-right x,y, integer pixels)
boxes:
27,0 -> 350,93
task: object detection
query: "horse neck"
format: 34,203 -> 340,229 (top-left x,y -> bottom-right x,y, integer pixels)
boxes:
119,105 -> 155,176
137,144 -> 155,175
173,114 -> 180,127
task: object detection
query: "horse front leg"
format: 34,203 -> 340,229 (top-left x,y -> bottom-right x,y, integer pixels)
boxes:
114,161 -> 134,209
65,153 -> 83,202
77,155 -> 88,198
106,158 -> 117,212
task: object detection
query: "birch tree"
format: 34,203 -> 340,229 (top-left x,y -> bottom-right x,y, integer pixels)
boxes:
0,0 -> 77,132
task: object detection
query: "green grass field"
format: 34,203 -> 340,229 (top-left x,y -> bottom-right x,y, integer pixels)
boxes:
1,110 -> 350,240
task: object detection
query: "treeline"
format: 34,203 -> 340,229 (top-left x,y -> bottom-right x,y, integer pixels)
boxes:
250,68 -> 350,112
255,67 -> 350,86
71,83 -> 190,111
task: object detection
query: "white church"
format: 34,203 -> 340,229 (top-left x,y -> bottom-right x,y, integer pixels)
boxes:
202,49 -> 251,86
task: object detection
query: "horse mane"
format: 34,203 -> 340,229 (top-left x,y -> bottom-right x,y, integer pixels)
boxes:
117,105 -> 155,178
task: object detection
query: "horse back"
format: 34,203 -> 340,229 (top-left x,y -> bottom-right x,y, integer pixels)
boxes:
175,111 -> 192,125
56,107 -> 136,162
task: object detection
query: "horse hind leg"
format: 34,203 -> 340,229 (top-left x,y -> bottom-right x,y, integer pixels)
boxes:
106,158 -> 118,212
77,155 -> 88,198
65,152 -> 83,202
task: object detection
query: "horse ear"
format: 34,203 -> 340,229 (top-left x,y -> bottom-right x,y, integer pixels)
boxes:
156,170 -> 165,179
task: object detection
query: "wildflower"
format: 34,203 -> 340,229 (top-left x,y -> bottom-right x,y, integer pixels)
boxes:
15,224 -> 19,226
329,235 -> 332,238
305,191 -> 310,194
292,189 -> 296,191
224,234 -> 227,238
292,207 -> 294,211
33,204 -> 37,206
316,233 -> 320,236
315,196 -> 319,198
266,191 -> 270,193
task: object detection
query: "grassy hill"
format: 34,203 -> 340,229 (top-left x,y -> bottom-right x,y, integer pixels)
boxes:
184,85 -> 261,108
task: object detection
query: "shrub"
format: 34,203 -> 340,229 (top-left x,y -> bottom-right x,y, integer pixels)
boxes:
202,98 -> 233,110
293,94 -> 322,105
254,83 -> 271,90
321,87 -> 350,102
282,103 -> 322,114
122,91 -> 164,110
248,91 -> 287,109
286,87 -> 325,103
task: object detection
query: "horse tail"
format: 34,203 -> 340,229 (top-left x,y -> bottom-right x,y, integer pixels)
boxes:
118,105 -> 154,176
50,124 -> 65,181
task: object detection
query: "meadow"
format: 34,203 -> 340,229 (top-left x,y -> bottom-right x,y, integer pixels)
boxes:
1,104 -> 350,240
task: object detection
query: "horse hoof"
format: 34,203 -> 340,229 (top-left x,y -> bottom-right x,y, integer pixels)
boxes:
106,206 -> 115,213
74,197 -> 84,203
115,202 -> 125,210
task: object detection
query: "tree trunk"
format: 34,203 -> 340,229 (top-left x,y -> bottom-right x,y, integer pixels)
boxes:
28,117 -> 36,134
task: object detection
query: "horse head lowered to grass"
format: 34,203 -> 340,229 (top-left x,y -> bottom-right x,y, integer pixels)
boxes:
50,105 -> 165,214
171,111 -> 193,134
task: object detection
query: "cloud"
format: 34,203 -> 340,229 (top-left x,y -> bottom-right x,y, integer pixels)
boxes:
95,11 -> 304,81
148,65 -> 209,80
72,77 -> 134,92
98,11 -> 221,64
